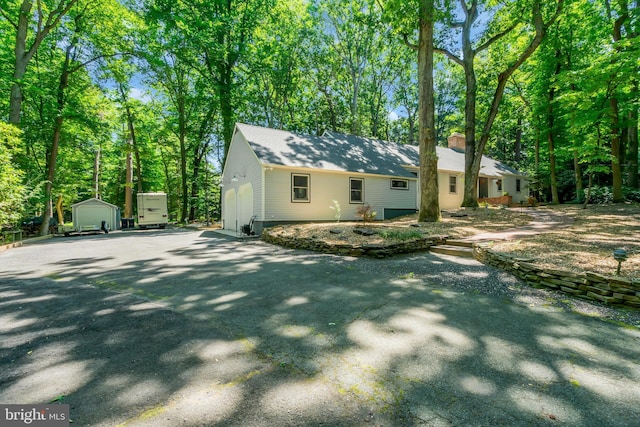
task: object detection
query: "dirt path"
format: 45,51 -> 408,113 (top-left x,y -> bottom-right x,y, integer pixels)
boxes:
465,207 -> 574,242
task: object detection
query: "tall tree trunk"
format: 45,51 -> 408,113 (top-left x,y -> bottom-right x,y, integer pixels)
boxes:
189,103 -> 216,221
546,49 -> 561,204
93,147 -> 100,198
417,0 -> 439,222
178,96 -> 188,223
350,70 -> 361,135
189,155 -> 202,221
628,105 -> 639,188
582,170 -> 593,209
573,150 -> 583,202
118,84 -> 143,192
607,0 -> 629,201
9,0 -> 79,124
39,38 -> 75,235
534,118 -> 541,170
318,86 -> 338,133
610,97 -> 624,202
459,1 -> 478,207
220,66 -> 234,166
10,64 -> 27,125
40,115 -> 64,235
548,84 -> 560,204
514,117 -> 522,162
10,0 -> 38,124
124,144 -> 133,218
461,57 -> 478,207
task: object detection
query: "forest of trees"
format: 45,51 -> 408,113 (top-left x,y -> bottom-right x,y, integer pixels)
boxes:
0,0 -> 638,234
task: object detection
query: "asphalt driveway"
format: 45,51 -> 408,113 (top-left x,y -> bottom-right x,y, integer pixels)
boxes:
1,228 -> 639,426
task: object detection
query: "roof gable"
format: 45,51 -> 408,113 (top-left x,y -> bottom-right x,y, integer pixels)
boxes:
72,198 -> 119,209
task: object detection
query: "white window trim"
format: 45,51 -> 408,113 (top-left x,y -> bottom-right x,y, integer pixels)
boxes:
391,179 -> 409,190
291,173 -> 310,203
449,175 -> 457,194
350,177 -> 364,204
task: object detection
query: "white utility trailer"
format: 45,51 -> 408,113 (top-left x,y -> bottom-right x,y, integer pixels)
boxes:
137,192 -> 168,229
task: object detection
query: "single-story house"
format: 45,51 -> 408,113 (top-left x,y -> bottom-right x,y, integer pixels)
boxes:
71,198 -> 121,232
221,123 -> 528,234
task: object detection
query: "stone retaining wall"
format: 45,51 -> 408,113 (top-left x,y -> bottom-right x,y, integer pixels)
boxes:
474,245 -> 640,309
262,230 -> 446,258
262,227 -> 639,309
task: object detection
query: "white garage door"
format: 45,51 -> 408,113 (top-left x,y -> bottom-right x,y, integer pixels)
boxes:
223,189 -> 236,232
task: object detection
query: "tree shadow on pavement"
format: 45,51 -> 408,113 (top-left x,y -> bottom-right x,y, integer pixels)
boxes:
1,230 -> 639,426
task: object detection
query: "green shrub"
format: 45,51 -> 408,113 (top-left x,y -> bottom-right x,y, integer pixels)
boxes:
623,187 -> 640,203
584,185 -> 612,204
0,123 -> 26,229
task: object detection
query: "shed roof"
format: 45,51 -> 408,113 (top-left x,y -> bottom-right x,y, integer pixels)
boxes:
235,123 -> 524,178
71,198 -> 119,209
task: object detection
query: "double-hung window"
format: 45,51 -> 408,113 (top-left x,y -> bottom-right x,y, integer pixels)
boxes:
350,178 -> 364,203
292,174 -> 309,202
449,175 -> 457,193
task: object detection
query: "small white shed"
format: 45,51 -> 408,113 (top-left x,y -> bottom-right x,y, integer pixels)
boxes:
71,198 -> 120,232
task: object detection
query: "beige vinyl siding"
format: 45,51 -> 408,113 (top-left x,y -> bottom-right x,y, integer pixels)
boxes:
365,176 -> 417,219
438,171 -> 464,210
264,168 -> 417,221
487,177 -> 502,199
502,176 -> 529,203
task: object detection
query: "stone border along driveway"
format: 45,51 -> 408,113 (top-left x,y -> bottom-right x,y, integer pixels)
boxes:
263,208 -> 640,312
1,227 -> 639,426
262,208 -> 574,257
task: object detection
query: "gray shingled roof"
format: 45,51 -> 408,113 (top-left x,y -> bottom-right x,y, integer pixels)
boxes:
433,145 -> 523,177
235,123 -> 524,178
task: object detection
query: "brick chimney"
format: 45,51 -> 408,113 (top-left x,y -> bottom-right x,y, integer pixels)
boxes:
448,132 -> 465,151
